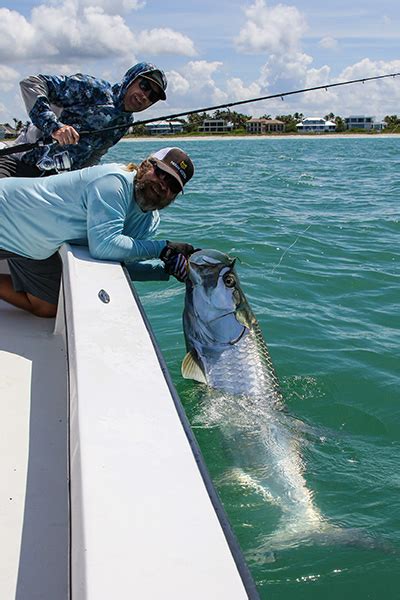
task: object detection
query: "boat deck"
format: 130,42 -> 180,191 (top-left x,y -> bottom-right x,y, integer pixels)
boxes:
0,248 -> 257,599
0,291 -> 68,599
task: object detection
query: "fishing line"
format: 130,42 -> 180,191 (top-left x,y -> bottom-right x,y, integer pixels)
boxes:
0,71 -> 399,157
269,182 -> 348,275
270,224 -> 312,275
270,187 -> 358,275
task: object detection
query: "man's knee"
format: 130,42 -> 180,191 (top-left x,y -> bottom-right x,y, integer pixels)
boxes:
31,304 -> 57,318
29,296 -> 58,318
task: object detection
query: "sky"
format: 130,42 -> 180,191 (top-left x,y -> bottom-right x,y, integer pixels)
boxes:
0,0 -> 399,124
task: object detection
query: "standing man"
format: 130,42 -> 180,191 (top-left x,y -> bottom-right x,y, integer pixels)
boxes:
0,147 -> 195,318
0,62 -> 167,178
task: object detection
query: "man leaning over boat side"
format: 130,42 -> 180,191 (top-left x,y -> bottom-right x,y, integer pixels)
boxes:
0,62 -> 167,178
0,147 -> 195,318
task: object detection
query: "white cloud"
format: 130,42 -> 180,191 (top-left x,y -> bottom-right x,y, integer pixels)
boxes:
258,51 -> 313,91
164,61 -> 227,106
184,61 -> 227,103
232,0 -> 344,114
0,9 -> 38,60
319,36 -> 338,50
184,60 -> 222,81
225,77 -> 261,101
340,57 -> 400,81
134,28 -> 197,56
300,65 -> 338,108
33,3 -> 137,59
223,77 -> 262,115
336,58 -> 400,118
235,0 -> 307,54
167,70 -> 191,95
0,4 -> 135,61
0,65 -> 20,92
254,58 -> 400,119
0,2 -> 196,63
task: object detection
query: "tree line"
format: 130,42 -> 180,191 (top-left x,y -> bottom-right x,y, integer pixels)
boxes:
130,111 -> 400,135
4,113 -> 400,137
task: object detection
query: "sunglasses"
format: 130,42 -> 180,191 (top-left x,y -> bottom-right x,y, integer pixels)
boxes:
149,159 -> 182,195
138,78 -> 161,104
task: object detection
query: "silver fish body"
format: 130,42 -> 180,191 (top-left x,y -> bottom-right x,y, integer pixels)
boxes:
182,249 -> 282,405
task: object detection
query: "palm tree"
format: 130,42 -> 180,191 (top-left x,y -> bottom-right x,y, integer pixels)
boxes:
187,112 -> 210,132
334,116 -> 345,132
212,110 -> 250,129
383,115 -> 400,128
275,114 -> 298,132
12,118 -> 23,132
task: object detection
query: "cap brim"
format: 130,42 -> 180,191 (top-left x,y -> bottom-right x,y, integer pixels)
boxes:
152,157 -> 184,191
140,74 -> 166,101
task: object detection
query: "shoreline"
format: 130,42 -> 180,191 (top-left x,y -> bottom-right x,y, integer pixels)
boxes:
121,133 -> 400,142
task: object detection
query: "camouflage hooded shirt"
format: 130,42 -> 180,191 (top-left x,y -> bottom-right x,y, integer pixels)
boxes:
18,62 -> 167,171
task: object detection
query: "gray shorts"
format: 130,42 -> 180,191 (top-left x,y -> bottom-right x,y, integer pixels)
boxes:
0,155 -> 42,178
0,250 -> 62,305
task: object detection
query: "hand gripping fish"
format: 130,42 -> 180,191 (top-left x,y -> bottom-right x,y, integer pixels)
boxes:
181,249 -> 381,558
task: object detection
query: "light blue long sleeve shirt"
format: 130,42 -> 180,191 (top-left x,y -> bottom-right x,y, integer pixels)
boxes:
0,163 -> 167,261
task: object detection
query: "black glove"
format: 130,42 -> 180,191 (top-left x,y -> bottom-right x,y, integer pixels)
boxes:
163,253 -> 189,282
159,241 -> 195,261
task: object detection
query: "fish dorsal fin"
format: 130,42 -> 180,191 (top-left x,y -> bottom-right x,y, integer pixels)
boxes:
181,351 -> 207,384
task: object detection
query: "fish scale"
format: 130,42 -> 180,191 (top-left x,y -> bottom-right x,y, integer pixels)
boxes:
205,328 -> 281,401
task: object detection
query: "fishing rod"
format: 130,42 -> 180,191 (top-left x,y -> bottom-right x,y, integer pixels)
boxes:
0,71 -> 399,157
88,71 -> 400,133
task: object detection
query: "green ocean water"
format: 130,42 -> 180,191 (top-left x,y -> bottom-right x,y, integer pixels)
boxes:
107,137 -> 399,599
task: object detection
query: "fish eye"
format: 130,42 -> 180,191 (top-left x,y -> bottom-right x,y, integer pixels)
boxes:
223,272 -> 236,288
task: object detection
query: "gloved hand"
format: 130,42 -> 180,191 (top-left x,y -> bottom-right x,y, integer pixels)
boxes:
163,252 -> 189,282
159,241 -> 195,261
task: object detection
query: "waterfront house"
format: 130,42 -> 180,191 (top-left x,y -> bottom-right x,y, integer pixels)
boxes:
246,118 -> 285,134
198,119 -> 234,133
344,116 -> 385,131
143,120 -> 185,135
0,124 -> 17,138
296,117 -> 336,133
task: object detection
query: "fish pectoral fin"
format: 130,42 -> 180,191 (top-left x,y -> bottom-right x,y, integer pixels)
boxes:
181,351 -> 207,384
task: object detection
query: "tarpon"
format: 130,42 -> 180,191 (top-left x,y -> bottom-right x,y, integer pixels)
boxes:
182,248 -> 283,402
181,249 -> 367,557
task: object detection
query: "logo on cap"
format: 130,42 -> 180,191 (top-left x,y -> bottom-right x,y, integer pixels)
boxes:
171,160 -> 188,180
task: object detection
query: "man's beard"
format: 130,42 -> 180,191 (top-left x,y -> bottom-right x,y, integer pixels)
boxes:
135,176 -> 162,212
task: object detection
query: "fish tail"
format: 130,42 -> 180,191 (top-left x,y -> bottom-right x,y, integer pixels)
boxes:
245,522 -> 396,564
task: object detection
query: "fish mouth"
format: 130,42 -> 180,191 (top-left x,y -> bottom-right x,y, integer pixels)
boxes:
202,311 -> 247,345
189,249 -> 235,268
208,311 -> 235,323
